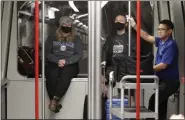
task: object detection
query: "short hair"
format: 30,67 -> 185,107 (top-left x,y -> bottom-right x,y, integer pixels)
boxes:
159,19 -> 174,30
116,14 -> 127,19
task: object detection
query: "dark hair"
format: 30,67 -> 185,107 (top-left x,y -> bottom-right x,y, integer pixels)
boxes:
159,19 -> 174,30
116,14 -> 127,19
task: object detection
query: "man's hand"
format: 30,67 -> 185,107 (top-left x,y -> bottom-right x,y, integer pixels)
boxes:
153,63 -> 167,72
58,59 -> 66,67
126,15 -> 155,44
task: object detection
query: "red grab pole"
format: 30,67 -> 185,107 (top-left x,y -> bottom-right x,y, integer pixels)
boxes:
35,0 -> 39,119
136,0 -> 141,119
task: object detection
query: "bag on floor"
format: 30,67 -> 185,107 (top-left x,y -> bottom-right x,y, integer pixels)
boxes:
18,46 -> 42,77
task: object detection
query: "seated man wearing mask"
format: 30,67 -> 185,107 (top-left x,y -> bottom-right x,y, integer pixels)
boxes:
102,14 -> 137,101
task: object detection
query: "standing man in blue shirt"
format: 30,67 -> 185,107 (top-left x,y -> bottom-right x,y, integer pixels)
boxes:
129,18 -> 180,119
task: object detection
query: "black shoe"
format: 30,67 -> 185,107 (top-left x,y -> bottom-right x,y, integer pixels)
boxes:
53,104 -> 62,113
49,103 -> 58,113
49,98 -> 61,113
54,107 -> 60,113
56,104 -> 62,109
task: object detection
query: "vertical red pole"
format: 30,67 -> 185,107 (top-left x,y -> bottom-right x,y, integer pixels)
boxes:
35,0 -> 39,119
136,0 -> 141,119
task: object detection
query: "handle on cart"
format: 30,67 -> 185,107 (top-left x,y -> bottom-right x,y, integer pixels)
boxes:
101,61 -> 106,81
101,61 -> 107,96
109,71 -> 114,82
120,75 -> 159,83
108,71 -> 114,119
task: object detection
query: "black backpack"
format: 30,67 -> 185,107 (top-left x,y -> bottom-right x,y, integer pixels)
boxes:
102,35 -> 136,83
18,46 -> 42,77
113,53 -> 154,83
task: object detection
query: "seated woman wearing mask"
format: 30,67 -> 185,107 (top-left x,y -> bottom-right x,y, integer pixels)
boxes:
45,16 -> 83,113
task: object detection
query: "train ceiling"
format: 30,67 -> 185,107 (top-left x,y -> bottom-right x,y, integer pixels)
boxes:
17,1 -> 153,36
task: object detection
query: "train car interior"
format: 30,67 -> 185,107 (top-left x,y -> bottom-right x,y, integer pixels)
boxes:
1,1 -> 185,119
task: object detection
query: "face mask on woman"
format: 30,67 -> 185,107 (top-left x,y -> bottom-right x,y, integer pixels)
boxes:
61,26 -> 72,33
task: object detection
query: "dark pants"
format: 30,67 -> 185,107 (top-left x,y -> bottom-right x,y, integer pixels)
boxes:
148,79 -> 179,120
46,62 -> 79,100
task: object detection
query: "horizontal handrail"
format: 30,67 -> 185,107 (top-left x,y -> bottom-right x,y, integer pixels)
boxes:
121,75 -> 159,83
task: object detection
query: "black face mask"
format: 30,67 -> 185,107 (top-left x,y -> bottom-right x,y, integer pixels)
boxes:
114,22 -> 125,30
61,26 -> 72,33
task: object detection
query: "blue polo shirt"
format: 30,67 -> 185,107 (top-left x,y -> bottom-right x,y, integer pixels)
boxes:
155,37 -> 179,81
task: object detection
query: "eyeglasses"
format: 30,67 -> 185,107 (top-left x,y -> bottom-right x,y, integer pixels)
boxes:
157,28 -> 169,31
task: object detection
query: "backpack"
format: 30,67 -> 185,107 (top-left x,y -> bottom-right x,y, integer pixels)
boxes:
18,46 -> 42,77
113,52 -> 154,83
102,34 -> 136,83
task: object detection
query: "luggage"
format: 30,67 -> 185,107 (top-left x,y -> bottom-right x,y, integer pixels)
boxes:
106,98 -> 128,120
18,46 -> 42,77
113,52 -> 154,82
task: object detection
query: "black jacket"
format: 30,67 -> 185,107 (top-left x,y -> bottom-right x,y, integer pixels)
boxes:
102,33 -> 136,83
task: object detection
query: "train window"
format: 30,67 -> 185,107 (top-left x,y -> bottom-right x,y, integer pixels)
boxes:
17,1 -> 88,78
17,1 -> 154,78
101,1 -> 154,55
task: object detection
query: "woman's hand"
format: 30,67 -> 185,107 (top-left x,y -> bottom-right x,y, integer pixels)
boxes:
58,59 -> 66,67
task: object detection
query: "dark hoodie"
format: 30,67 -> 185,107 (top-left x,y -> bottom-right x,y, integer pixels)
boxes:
45,35 -> 83,65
